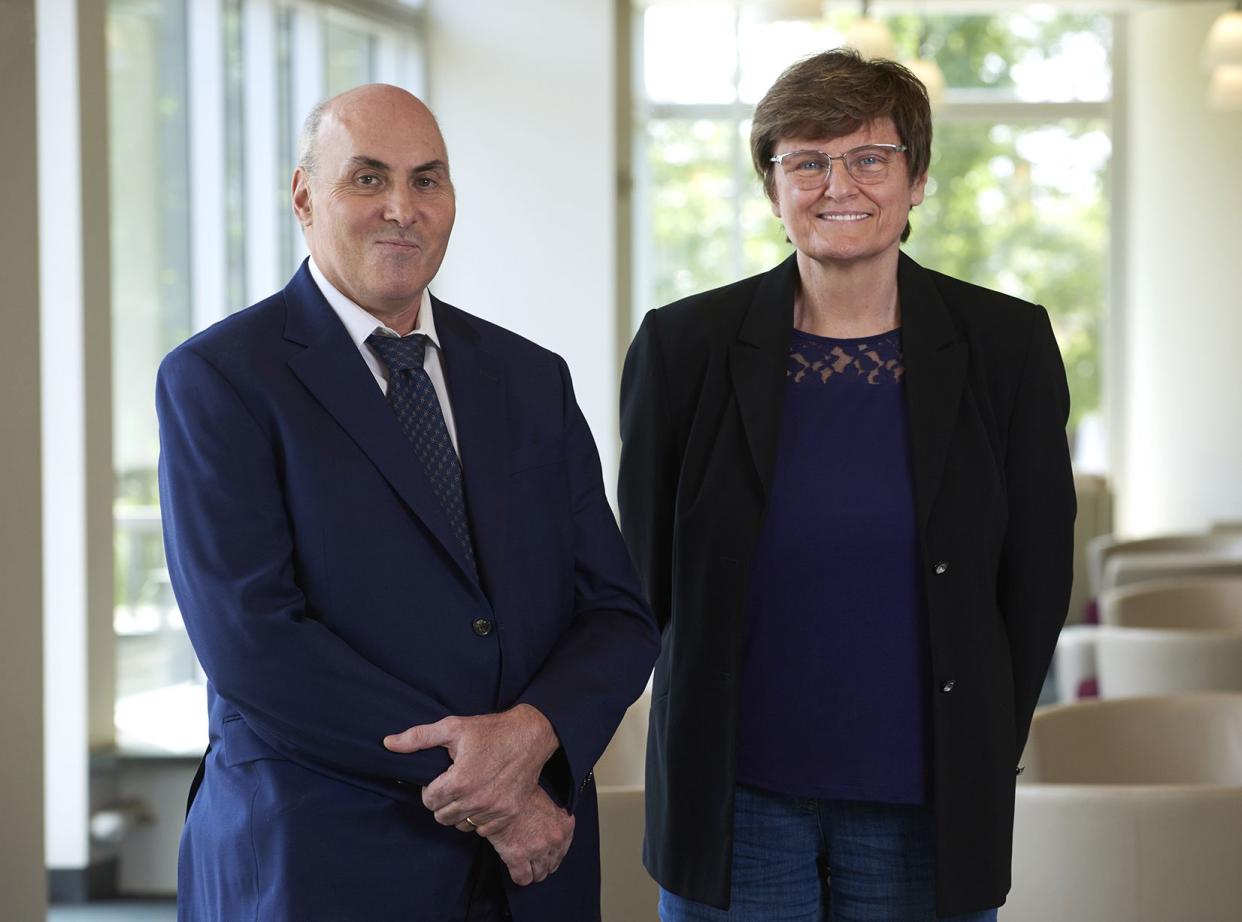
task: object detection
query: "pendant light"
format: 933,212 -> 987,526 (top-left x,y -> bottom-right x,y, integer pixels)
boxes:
1203,4 -> 1242,70
846,0 -> 895,61
903,25 -> 945,108
749,0 -> 824,23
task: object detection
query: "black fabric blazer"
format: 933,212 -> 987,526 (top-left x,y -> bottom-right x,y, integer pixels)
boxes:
618,251 -> 1076,916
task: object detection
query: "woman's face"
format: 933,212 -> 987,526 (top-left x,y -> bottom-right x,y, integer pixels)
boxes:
769,117 -> 927,269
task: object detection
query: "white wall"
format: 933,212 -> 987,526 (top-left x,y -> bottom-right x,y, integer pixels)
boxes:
1118,3 -> 1242,535
0,0 -> 48,916
426,0 -> 621,486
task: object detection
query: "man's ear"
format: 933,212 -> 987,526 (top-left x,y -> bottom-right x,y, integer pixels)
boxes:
291,167 -> 313,226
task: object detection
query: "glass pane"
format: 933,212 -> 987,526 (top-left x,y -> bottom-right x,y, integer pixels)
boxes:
643,119 -> 740,311
738,18 -> 846,105
904,120 -> 1110,428
107,0 -> 203,753
324,20 -> 377,96
223,0 -> 247,310
643,2 -> 738,104
883,12 -> 1111,101
738,121 -> 793,277
638,7 -> 1112,447
732,11 -> 1111,103
276,4 -> 299,278
106,0 -> 425,755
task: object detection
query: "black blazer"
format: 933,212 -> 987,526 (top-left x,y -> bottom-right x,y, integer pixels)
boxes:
618,252 -> 1076,916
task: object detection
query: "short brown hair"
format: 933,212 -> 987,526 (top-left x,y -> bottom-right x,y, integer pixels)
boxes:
750,49 -> 932,240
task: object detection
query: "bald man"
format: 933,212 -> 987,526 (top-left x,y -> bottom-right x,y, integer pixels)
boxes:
157,85 -> 658,921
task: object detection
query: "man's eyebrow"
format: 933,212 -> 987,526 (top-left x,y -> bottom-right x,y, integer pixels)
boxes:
412,159 -> 448,175
348,155 -> 391,172
346,156 -> 447,176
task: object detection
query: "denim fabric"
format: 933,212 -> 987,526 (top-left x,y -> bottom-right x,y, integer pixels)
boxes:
658,786 -> 999,922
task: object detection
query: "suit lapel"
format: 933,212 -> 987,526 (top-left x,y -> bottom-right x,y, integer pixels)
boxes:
728,255 -> 797,500
898,252 -> 967,534
280,264 -> 483,592
433,297 -> 508,604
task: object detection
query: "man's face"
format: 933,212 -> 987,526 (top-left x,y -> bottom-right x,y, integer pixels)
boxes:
293,87 -> 455,317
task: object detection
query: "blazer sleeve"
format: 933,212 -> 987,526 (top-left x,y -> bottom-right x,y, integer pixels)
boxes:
617,310 -> 680,633
157,345 -> 453,790
514,356 -> 661,810
999,306 -> 1077,754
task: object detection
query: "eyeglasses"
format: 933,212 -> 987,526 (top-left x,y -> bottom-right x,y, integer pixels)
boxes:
770,144 -> 909,189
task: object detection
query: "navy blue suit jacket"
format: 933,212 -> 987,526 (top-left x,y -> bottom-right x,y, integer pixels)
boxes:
157,262 -> 658,921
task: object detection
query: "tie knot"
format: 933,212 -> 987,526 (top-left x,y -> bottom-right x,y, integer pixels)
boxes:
367,332 -> 429,374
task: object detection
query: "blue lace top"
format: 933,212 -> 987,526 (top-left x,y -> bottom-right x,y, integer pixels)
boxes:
736,327 -> 931,804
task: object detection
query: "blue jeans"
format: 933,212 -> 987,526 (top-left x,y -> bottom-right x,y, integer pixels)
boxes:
658,786 -> 998,922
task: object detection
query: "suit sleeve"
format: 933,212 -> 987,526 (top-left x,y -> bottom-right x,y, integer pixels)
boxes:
999,306 -> 1077,755
513,356 -> 660,810
157,346 -> 452,790
617,310 -> 680,633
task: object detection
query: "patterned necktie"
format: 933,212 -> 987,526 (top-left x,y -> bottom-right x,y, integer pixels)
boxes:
367,332 -> 478,578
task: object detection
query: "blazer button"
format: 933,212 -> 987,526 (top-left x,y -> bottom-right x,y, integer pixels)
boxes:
940,679 -> 956,693
472,618 -> 493,637
933,561 -> 949,575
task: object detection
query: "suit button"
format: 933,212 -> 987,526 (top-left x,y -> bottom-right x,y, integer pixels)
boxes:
933,561 -> 949,575
941,679 -> 956,693
472,618 -> 493,637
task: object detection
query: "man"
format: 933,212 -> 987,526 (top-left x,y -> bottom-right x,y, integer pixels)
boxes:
157,84 -> 658,921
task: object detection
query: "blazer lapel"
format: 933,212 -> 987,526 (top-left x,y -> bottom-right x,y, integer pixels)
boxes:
898,252 -> 967,534
728,255 -> 797,500
432,297 -> 508,604
280,263 -> 483,592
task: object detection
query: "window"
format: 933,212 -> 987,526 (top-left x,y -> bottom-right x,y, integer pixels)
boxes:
634,2 -> 1112,437
107,0 -> 425,753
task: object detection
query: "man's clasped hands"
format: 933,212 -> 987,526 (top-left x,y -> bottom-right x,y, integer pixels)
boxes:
384,704 -> 575,886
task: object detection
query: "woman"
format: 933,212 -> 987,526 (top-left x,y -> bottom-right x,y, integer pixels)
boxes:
618,49 -> 1075,921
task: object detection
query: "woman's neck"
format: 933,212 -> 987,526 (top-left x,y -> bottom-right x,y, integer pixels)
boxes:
793,249 -> 901,338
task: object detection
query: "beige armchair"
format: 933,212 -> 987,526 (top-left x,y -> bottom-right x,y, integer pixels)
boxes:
1099,576 -> 1242,630
1055,575 -> 1242,702
1086,532 -> 1242,595
1095,627 -> 1242,698
1069,474 -> 1113,625
1093,578 -> 1242,698
1053,623 -> 1100,701
1004,695 -> 1242,922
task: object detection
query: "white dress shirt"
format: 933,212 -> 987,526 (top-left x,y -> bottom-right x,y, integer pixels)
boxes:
308,257 -> 460,456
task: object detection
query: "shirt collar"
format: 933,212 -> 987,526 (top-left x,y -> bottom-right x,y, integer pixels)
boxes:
308,256 -> 441,351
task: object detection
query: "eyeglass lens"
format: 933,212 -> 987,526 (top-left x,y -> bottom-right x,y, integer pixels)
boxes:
781,146 -> 900,187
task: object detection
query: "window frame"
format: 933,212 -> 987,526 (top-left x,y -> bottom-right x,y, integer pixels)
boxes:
626,2 -> 1126,471
110,0 -> 428,756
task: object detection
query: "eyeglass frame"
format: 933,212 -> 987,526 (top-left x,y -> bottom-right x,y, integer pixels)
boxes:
769,143 -> 910,187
